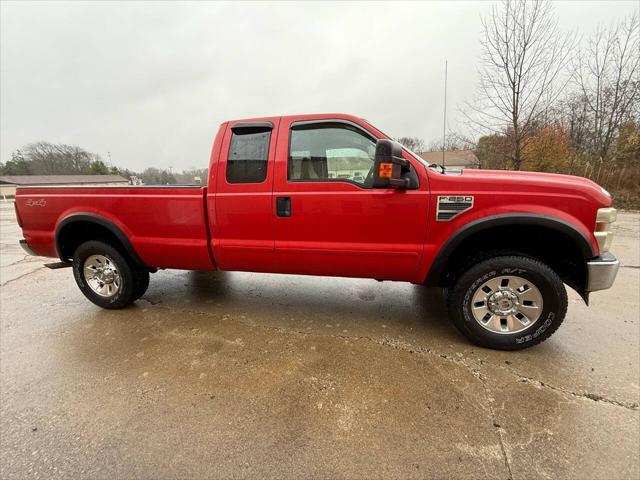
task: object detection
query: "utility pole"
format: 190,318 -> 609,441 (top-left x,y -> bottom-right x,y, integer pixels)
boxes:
442,60 -> 448,167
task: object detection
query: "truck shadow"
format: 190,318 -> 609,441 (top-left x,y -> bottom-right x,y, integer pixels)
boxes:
65,270 -> 462,369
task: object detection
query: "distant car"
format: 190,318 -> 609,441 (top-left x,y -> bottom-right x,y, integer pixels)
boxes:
15,112 -> 619,350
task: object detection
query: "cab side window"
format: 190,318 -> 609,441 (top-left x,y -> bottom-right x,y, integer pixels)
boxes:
288,123 -> 376,187
227,127 -> 271,184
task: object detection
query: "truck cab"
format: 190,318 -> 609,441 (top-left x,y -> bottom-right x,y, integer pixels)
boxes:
210,114 -> 430,281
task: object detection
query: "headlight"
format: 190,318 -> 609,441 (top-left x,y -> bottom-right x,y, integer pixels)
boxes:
594,207 -> 617,253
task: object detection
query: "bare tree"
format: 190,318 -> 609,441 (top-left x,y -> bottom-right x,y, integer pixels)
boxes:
1,142 -> 106,175
395,136 -> 425,152
427,131 -> 477,152
573,14 -> 639,162
464,0 -> 573,169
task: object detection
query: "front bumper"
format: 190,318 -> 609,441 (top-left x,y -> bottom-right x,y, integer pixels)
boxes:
586,252 -> 620,292
19,239 -> 36,256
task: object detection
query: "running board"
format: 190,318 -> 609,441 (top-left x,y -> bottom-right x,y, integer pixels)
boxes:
45,261 -> 72,269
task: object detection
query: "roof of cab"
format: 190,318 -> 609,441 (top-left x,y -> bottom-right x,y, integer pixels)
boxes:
226,113 -> 364,125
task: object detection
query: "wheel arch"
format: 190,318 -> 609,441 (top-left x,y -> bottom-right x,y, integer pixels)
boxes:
424,214 -> 595,294
55,213 -> 147,267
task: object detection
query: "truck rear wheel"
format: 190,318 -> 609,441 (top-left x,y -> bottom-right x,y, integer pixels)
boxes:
72,240 -> 136,309
447,255 -> 568,350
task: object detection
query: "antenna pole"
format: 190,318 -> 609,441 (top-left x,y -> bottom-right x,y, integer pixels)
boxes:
442,60 -> 448,167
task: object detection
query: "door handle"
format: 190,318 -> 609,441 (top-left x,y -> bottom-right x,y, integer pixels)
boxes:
276,197 -> 291,217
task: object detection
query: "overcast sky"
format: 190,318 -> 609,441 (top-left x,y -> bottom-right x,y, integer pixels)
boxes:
1,1 -> 637,172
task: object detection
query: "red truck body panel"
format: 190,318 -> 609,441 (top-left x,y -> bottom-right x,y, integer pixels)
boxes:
15,112 -> 612,285
209,117 -> 281,273
419,169 -> 605,282
271,114 -> 430,282
16,186 -> 214,271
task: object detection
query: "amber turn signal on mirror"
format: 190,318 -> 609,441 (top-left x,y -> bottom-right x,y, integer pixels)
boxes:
379,163 -> 393,178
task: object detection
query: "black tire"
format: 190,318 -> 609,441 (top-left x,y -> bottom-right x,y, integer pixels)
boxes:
441,287 -> 451,305
72,240 -> 136,309
132,269 -> 150,300
447,255 -> 568,350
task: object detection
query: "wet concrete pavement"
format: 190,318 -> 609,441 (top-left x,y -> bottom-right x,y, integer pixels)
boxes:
1,202 -> 639,479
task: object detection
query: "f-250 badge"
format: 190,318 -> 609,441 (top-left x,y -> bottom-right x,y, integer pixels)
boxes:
436,195 -> 474,221
25,199 -> 47,207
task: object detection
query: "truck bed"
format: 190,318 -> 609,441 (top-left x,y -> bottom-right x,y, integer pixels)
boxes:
15,185 -> 215,271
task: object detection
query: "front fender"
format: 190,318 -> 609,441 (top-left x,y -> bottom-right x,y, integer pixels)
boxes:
423,213 -> 596,286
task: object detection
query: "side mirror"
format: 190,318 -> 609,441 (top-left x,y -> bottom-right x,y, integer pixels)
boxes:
372,139 -> 413,189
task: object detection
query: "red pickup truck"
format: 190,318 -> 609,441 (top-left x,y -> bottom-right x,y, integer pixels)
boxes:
15,113 -> 619,350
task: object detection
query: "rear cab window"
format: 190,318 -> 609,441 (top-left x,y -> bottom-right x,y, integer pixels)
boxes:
227,126 -> 272,184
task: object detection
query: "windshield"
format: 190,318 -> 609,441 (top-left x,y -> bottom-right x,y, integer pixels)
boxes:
360,118 -> 432,169
403,146 -> 430,168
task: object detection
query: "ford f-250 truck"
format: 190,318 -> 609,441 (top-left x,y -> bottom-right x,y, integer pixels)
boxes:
15,113 -> 620,350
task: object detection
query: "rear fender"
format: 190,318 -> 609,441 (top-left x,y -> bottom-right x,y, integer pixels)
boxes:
55,213 -> 146,267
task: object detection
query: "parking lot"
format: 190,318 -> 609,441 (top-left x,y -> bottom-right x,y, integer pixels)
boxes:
0,200 -> 638,479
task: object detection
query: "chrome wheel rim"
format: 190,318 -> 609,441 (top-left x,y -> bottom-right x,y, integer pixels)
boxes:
83,254 -> 121,298
470,275 -> 543,334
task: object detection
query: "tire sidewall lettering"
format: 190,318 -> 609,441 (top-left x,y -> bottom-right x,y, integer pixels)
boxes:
515,312 -> 555,344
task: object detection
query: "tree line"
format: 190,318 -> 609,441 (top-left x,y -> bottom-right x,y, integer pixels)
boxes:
1,142 -> 112,176
0,141 -> 208,185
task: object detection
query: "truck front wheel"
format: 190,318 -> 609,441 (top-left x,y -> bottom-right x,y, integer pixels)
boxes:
72,240 -> 137,309
447,255 -> 568,350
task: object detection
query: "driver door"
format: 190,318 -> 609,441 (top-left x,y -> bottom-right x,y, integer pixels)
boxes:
273,118 -> 429,281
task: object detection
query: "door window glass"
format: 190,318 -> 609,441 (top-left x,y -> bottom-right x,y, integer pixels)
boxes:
289,123 -> 375,187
